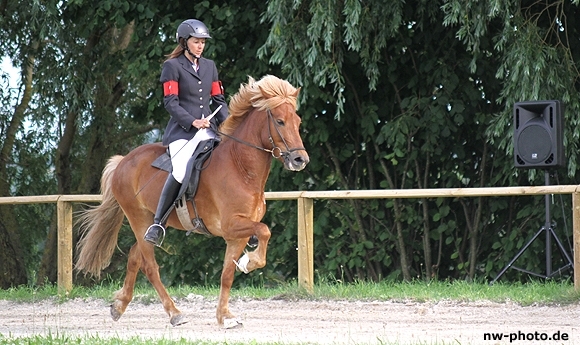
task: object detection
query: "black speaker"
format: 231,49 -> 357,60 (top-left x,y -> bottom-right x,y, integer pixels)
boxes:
513,100 -> 565,169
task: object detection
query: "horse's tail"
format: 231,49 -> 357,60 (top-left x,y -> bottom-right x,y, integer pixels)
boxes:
75,155 -> 125,278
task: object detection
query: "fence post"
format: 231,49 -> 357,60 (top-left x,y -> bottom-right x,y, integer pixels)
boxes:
297,196 -> 314,292
573,190 -> 580,291
57,199 -> 73,295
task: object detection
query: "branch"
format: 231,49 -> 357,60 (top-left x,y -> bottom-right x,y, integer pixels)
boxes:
0,40 -> 39,194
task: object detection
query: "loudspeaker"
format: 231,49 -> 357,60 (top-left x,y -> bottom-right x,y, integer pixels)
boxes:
513,100 -> 565,169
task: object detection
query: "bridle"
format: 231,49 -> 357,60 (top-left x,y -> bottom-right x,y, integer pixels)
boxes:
215,109 -> 306,160
135,109 -> 304,198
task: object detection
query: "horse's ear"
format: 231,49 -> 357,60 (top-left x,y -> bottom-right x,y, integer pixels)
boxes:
292,87 -> 301,98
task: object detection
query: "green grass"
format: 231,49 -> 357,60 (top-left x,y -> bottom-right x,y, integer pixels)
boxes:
0,333 -> 469,345
0,333 -> 263,345
1,278 -> 578,305
1,279 -> 578,344
0,335 -> 461,345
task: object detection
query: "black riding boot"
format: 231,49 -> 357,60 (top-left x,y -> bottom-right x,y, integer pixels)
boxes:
144,174 -> 182,246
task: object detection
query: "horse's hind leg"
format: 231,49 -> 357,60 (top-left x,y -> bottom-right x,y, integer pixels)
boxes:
111,212 -> 184,326
138,240 -> 186,326
111,242 -> 141,321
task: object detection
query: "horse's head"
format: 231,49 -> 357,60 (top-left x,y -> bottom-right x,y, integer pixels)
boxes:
265,102 -> 309,171
224,75 -> 310,172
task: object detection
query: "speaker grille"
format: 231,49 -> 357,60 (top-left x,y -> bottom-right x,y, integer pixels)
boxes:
516,122 -> 552,164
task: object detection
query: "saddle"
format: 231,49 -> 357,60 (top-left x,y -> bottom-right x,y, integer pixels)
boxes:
151,138 -> 220,237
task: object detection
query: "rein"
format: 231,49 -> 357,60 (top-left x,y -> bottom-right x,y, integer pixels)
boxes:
136,109 -> 302,198
215,109 -> 305,159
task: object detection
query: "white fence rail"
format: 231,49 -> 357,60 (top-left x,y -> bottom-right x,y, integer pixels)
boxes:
1,185 -> 579,293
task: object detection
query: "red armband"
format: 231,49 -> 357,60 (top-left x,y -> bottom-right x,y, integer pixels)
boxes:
211,81 -> 224,96
163,80 -> 178,96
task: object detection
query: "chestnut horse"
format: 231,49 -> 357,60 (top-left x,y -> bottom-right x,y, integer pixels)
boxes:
75,75 -> 309,327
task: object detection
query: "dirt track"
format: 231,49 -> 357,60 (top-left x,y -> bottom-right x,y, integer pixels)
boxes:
0,296 -> 579,344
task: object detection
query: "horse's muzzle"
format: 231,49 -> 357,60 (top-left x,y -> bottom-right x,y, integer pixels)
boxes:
284,151 -> 309,171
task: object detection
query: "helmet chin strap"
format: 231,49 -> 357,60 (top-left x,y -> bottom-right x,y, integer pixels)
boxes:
183,44 -> 201,60
189,51 -> 201,60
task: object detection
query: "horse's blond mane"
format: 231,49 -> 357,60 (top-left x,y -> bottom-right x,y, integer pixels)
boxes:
220,75 -> 300,136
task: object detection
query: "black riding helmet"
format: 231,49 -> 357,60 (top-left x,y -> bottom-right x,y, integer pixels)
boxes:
176,19 -> 211,44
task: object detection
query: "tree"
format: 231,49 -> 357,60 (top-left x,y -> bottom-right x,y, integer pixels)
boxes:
1,0 -> 579,287
259,0 -> 580,282
0,0 -> 57,288
0,0 -> 278,287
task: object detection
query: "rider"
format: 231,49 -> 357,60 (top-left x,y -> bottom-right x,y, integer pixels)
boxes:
144,19 -> 228,246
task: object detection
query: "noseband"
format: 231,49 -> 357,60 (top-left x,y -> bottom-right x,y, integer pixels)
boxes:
216,109 -> 306,159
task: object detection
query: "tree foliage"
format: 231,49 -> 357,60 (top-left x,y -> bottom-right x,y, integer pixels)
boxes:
0,0 -> 578,288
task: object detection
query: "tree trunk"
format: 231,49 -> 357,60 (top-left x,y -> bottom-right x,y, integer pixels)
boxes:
468,142 -> 488,280
78,24 -> 133,194
0,41 -> 37,287
374,142 -> 411,281
323,142 -> 380,281
36,107 -> 79,285
415,158 -> 432,281
35,217 -> 58,285
36,22 -> 134,283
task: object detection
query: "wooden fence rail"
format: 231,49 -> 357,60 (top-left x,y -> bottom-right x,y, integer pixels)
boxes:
1,185 -> 579,294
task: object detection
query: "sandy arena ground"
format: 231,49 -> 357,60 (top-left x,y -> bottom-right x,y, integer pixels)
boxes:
0,296 -> 579,344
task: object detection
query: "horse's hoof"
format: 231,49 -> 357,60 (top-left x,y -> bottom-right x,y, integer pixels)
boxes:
110,304 -> 123,321
223,318 -> 243,329
171,314 -> 188,326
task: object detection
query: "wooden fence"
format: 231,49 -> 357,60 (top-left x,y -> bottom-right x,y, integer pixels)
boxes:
1,185 -> 579,294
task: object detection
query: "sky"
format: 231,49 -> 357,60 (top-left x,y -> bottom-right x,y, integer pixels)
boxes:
1,57 -> 19,88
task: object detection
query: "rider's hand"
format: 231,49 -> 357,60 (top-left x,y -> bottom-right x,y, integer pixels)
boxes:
192,118 -> 210,129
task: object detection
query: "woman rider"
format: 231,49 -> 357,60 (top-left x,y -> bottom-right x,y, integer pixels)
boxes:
144,19 -> 228,246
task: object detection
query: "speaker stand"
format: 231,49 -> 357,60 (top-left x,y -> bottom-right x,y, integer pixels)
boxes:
491,171 -> 574,284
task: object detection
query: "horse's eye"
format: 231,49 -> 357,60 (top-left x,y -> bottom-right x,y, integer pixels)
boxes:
276,119 -> 285,126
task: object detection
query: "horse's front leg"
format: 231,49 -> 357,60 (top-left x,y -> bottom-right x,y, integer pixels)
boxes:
234,222 -> 271,273
217,239 -> 247,327
216,219 -> 271,327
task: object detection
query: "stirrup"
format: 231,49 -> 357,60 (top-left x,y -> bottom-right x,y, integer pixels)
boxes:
144,224 -> 166,247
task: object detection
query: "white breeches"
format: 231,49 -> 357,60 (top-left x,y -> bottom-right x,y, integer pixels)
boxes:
168,128 -> 216,183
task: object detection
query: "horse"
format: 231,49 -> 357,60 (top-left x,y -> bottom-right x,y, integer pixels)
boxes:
75,75 -> 310,328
